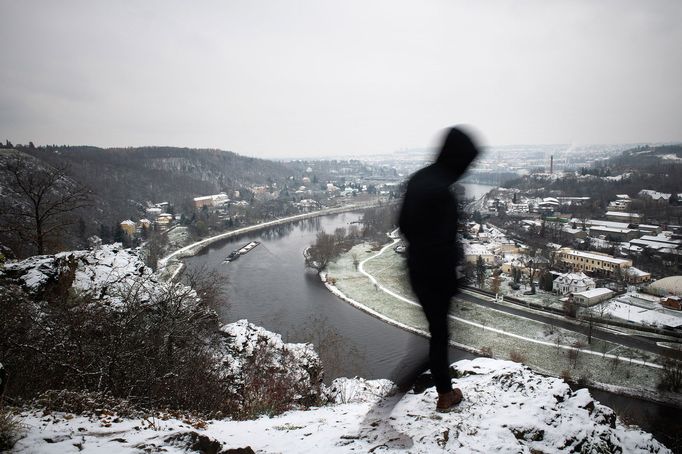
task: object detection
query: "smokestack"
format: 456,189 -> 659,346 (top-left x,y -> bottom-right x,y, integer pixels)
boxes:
550,155 -> 554,174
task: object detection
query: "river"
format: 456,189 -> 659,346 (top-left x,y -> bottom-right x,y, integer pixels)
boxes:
183,212 -> 475,381
182,206 -> 680,452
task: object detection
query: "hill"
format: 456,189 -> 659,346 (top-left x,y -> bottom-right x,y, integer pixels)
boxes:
501,144 -> 682,207
20,145 -> 296,220
607,144 -> 682,170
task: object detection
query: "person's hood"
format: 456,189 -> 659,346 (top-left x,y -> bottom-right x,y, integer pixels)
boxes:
435,127 -> 479,182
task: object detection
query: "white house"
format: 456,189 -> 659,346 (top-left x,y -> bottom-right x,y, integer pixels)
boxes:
553,272 -> 596,295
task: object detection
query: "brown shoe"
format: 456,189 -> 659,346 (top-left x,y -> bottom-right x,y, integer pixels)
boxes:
436,388 -> 463,412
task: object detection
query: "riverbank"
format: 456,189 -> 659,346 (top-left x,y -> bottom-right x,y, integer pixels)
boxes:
157,201 -> 388,281
324,239 -> 682,408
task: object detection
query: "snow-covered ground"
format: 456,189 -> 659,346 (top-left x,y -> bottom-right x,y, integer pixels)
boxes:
327,242 -> 672,398
11,358 -> 670,453
599,299 -> 682,329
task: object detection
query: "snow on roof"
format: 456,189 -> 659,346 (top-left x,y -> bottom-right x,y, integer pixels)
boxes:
625,267 -> 650,277
630,239 -> 674,251
573,288 -> 613,299
120,219 -> 135,226
555,272 -> 595,286
589,226 -> 635,234
605,211 -> 641,218
464,243 -> 495,256
561,249 -> 631,265
588,219 -> 631,229
640,234 -> 681,245
638,189 -> 671,201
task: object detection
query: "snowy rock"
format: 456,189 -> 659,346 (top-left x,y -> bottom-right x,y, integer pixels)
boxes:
216,319 -> 323,408
12,358 -> 670,453
385,358 -> 669,453
324,377 -> 395,404
1,243 -> 156,305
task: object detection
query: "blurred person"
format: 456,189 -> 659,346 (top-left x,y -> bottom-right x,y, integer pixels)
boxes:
398,126 -> 479,412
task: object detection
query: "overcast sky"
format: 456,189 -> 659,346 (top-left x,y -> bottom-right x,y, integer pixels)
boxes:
1,1 -> 681,158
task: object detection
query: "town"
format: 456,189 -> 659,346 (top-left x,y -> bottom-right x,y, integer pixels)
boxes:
110,144 -> 682,339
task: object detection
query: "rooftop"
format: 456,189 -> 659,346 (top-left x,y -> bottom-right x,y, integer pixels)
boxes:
573,288 -> 614,298
560,249 -> 631,264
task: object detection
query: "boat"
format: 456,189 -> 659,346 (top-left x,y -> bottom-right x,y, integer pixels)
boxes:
223,241 -> 260,263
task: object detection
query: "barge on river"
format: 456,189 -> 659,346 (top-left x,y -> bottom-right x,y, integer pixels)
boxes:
223,241 -> 260,263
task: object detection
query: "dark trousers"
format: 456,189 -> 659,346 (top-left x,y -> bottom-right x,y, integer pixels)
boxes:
409,269 -> 453,394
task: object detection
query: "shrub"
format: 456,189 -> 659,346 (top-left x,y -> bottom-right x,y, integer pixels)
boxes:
508,350 -> 527,364
560,369 -> 573,383
0,273 -> 322,419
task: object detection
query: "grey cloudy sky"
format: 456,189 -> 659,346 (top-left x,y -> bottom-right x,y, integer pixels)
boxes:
1,0 -> 681,158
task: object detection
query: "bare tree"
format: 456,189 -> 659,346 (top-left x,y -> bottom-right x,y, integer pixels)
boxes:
0,157 -> 91,256
304,231 -> 338,272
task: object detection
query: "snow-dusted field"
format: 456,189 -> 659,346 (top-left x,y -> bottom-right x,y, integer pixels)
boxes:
327,242 -> 670,398
12,359 -> 670,453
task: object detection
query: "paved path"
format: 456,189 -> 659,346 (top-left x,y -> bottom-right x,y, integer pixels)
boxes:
457,290 -> 682,360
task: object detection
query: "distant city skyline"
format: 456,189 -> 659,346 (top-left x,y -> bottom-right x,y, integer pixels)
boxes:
1,1 -> 681,158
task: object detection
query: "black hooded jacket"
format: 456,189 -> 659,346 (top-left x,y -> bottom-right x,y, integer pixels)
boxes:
398,127 -> 479,294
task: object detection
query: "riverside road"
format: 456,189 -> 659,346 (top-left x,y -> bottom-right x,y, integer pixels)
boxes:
457,289 -> 682,360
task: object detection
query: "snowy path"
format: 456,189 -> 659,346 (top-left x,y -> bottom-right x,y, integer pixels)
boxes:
351,238 -> 663,370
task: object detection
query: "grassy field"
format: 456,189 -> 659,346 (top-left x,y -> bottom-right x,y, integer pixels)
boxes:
326,242 -> 667,396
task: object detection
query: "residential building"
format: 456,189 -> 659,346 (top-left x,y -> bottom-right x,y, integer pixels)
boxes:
507,202 -> 529,213
553,272 -> 596,295
637,224 -> 662,235
193,192 -> 230,209
638,189 -> 671,203
662,296 -> 682,311
562,226 -> 588,240
146,207 -> 163,218
588,226 -> 640,242
605,211 -> 642,223
138,218 -> 152,230
630,234 -> 682,254
463,243 -> 497,265
608,196 -> 632,212
624,267 -> 651,284
155,213 -> 174,230
120,220 -> 136,236
572,288 -> 614,307
557,248 -> 632,276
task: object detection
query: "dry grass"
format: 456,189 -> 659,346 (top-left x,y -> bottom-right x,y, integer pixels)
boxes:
508,350 -> 527,364
0,407 -> 22,451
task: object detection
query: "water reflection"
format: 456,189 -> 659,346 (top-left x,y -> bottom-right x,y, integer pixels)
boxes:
286,314 -> 368,379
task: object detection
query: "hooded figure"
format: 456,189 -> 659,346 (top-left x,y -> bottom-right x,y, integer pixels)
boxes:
398,127 -> 479,411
